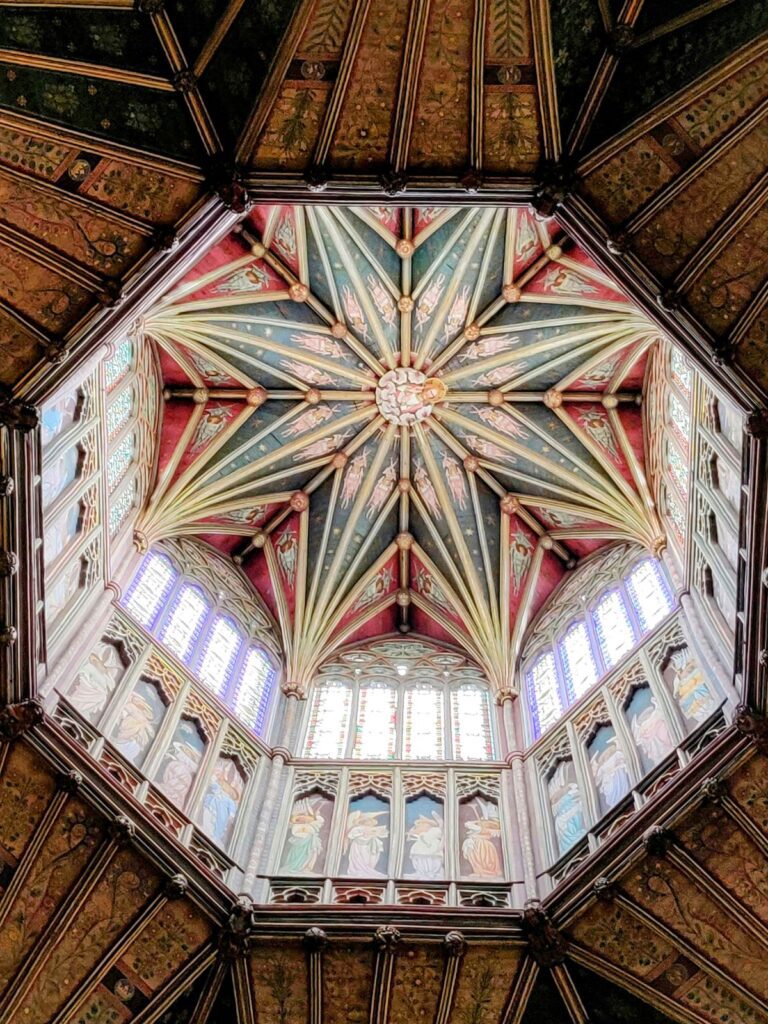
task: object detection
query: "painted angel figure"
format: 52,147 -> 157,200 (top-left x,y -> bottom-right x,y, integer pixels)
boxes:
459,334 -> 519,362
630,696 -> 674,765
443,285 -> 471,343
461,434 -> 514,463
477,406 -> 529,440
276,527 -> 298,583
202,760 -> 242,846
295,431 -> 353,462
405,812 -> 444,880
158,739 -> 201,807
475,361 -> 526,387
69,642 -> 124,720
340,449 -> 370,509
543,267 -> 598,296
670,650 -> 716,723
280,797 -> 326,874
461,800 -> 503,880
354,565 -> 394,610
591,736 -> 631,809
515,214 -> 539,261
283,404 -> 335,438
191,405 -> 232,454
548,762 -> 586,855
111,689 -> 158,763
415,273 -> 446,333
342,285 -> 369,341
366,273 -> 397,327
273,214 -> 297,259
365,459 -> 397,517
280,360 -> 334,386
344,810 -> 389,877
291,331 -> 346,359
580,358 -> 618,387
442,452 -> 468,509
413,462 -> 442,520
191,354 -> 232,384
510,528 -> 534,595
577,408 -> 619,459
213,262 -> 270,295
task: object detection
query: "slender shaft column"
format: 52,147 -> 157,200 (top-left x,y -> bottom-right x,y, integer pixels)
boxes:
497,689 -> 537,900
679,592 -> 737,707
243,686 -> 303,895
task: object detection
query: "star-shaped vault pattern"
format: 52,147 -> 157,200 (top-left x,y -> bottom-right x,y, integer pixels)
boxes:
139,205 -> 664,692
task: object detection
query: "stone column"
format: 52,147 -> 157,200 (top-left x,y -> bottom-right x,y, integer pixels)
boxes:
497,689 -> 537,900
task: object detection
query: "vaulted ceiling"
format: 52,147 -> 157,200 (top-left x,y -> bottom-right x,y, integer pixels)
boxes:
1,720 -> 766,1024
0,0 -> 766,406
139,203 -> 660,689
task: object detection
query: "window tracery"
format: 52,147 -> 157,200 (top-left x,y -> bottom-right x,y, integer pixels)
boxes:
523,546 -> 675,740
301,641 -> 495,762
121,543 -> 279,736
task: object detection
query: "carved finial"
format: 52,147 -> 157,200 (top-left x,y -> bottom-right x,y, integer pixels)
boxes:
110,814 -> 137,843
0,698 -> 43,741
593,876 -> 614,901
0,551 -> 18,577
58,769 -> 83,794
609,23 -> 636,54
290,283 -> 310,302
0,626 -> 17,646
304,926 -> 327,950
444,930 -> 466,956
246,387 -> 268,408
374,925 -> 401,950
165,873 -> 189,898
396,239 -> 415,258
304,166 -> 329,193
701,776 -> 725,802
543,388 -> 563,409
642,825 -> 673,857
396,531 -> 413,550
0,387 -> 39,432
523,899 -> 568,966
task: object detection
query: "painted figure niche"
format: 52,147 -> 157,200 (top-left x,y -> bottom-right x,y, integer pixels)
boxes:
199,755 -> 246,849
403,794 -> 445,880
459,795 -> 504,881
547,759 -> 587,857
68,637 -> 129,722
109,676 -> 168,768
661,645 -> 718,726
340,793 -> 391,878
587,724 -> 631,817
624,685 -> 675,773
278,789 -> 335,875
155,716 -> 207,809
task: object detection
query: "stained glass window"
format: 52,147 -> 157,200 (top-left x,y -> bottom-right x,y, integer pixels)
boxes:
304,681 -> 352,758
198,615 -> 241,695
404,685 -> 443,759
560,622 -> 598,700
667,441 -> 688,496
107,433 -> 134,492
123,552 -> 176,627
593,590 -> 635,668
107,387 -> 133,441
234,647 -> 275,733
626,559 -> 673,632
451,684 -> 493,760
109,479 -> 136,537
353,683 -> 397,759
670,348 -> 692,396
105,341 -> 133,391
160,584 -> 208,662
527,652 -> 562,737
669,392 -> 690,452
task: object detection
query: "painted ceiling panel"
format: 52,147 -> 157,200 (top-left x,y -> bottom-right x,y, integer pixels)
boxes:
140,203 -> 663,691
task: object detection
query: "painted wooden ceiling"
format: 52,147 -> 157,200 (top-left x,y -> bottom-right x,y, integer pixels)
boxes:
0,0 -> 766,407
139,203 -> 661,691
1,723 -> 766,1024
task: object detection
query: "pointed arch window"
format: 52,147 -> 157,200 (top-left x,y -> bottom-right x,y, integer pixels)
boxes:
159,584 -> 209,663
234,647 -> 275,733
354,683 -> 397,759
523,552 -> 676,740
304,681 -> 353,758
198,615 -> 242,695
451,684 -> 493,761
404,684 -> 443,760
123,551 -> 177,628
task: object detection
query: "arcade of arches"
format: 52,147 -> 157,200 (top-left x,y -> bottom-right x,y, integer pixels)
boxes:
1,4 -> 768,1024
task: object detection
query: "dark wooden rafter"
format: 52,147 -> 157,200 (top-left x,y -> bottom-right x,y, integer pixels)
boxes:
307,0 -> 374,179
0,817 -> 130,1020
577,33 -> 768,176
529,0 -> 561,160
672,169 -> 768,292
434,931 -> 467,1024
369,926 -> 400,1024
187,958 -> 230,1024
0,218 -> 107,292
0,49 -> 172,90
632,0 -> 738,47
500,954 -> 538,1024
129,942 -> 218,1024
468,0 -> 488,181
565,0 -> 646,156
622,93 -> 768,235
144,7 -> 221,157
192,0 -> 247,78
48,873 -> 189,1024
233,955 -> 258,1024
550,962 -> 590,1024
387,0 -> 432,176
610,889 -> 768,1018
304,926 -> 326,1024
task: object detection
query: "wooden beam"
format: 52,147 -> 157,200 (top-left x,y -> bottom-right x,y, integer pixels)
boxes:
369,926 -> 400,1024
129,943 -> 218,1024
434,931 -> 467,1024
387,0 -> 432,175
233,956 -> 258,1024
304,926 -> 326,1024
551,962 -> 589,1024
0,49 -> 173,90
500,954 -> 538,1024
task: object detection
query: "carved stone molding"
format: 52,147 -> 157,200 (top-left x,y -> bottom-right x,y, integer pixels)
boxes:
523,899 -> 568,966
0,698 -> 44,741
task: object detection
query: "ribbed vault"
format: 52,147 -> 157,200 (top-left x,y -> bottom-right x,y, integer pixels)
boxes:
136,204 -> 662,691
